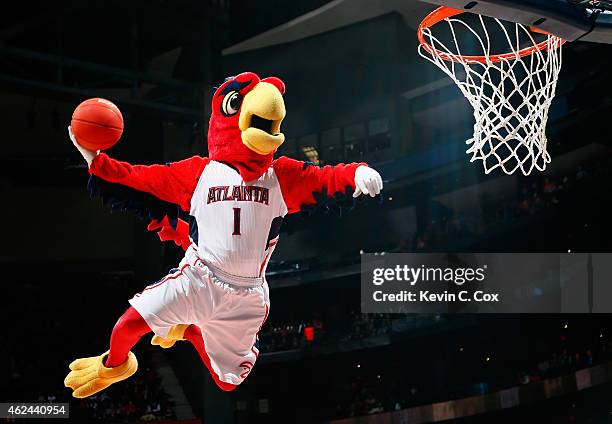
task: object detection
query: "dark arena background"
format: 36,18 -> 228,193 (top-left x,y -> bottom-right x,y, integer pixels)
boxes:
2,1 -> 612,423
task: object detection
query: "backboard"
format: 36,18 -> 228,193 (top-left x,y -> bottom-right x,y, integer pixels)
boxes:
420,0 -> 612,43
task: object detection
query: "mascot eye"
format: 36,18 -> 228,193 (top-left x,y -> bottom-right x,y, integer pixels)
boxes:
221,91 -> 242,116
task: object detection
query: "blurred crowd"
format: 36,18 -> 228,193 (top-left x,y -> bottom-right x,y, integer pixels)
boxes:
409,156 -> 610,252
258,318 -> 325,351
0,276 -> 175,423
336,327 -> 612,419
258,310 -> 392,352
341,311 -> 392,341
517,343 -> 602,386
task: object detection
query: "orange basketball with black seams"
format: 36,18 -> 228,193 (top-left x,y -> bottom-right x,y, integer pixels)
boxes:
71,98 -> 123,151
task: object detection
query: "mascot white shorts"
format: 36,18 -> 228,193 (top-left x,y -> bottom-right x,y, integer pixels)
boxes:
129,245 -> 269,386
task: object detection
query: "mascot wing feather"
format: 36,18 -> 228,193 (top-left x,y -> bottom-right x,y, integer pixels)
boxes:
87,153 -> 209,251
88,175 -> 192,250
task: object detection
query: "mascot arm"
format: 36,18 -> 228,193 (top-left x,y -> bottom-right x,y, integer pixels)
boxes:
89,153 -> 209,211
273,156 -> 366,214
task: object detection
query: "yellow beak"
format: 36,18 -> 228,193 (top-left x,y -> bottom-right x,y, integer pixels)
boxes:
238,82 -> 286,155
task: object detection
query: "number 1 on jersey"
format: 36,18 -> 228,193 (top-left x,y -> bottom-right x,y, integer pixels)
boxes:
232,208 -> 241,235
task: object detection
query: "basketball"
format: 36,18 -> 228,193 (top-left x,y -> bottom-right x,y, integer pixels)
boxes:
71,98 -> 124,151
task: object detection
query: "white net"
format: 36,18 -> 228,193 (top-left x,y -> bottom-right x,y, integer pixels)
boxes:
418,12 -> 564,175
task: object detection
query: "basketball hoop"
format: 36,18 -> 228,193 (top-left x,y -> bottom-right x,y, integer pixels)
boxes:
418,7 -> 566,175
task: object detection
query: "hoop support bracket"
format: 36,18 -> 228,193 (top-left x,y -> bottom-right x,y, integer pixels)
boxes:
419,0 -> 592,41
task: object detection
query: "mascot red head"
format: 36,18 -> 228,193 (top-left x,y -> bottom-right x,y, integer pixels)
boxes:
208,72 -> 286,182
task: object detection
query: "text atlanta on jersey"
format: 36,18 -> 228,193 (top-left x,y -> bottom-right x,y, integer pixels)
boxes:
207,185 -> 270,205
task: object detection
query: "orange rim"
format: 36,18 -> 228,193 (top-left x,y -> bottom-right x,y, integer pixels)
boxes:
417,6 -> 566,64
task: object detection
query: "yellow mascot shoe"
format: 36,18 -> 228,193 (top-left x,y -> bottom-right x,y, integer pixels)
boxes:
64,350 -> 138,398
151,324 -> 189,349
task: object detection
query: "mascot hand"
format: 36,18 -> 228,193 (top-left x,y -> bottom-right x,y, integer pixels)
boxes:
68,126 -> 98,166
353,166 -> 383,198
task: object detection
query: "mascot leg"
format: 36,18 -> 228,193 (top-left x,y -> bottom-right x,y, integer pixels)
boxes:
64,307 -> 148,398
151,323 -> 236,391
106,307 -> 151,367
183,325 -> 237,392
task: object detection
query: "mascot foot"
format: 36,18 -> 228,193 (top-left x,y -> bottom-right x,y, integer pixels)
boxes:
151,324 -> 190,349
64,350 -> 138,398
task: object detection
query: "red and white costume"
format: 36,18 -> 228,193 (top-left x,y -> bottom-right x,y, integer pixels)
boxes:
65,72 -> 381,396
89,151 -> 363,386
